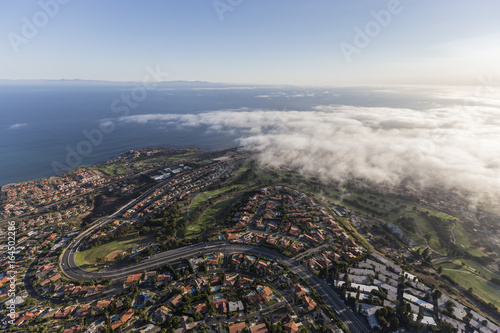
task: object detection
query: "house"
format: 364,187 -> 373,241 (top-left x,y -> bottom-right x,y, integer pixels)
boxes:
96,298 -> 114,310
304,258 -> 323,270
223,274 -> 238,288
125,273 -> 142,287
302,295 -> 317,312
302,234 -> 317,244
253,234 -> 267,244
41,308 -> 58,319
210,274 -> 221,285
266,236 -> 278,245
327,252 -> 340,261
48,283 -> 62,293
255,261 -> 269,271
247,293 -> 260,305
314,231 -> 325,242
320,253 -> 332,267
179,315 -> 202,332
292,283 -> 308,297
156,274 -> 171,286
289,226 -> 301,237
290,244 -> 303,253
74,304 -> 91,317
280,238 -> 290,248
193,302 -> 209,314
134,292 -> 151,308
250,323 -> 269,333
54,306 -> 76,319
85,284 -> 104,296
41,272 -> 61,287
306,222 -> 317,229
228,322 -> 247,333
232,254 -> 244,266
153,306 -> 172,324
259,286 -> 273,300
14,312 -> 37,326
143,271 -> 157,282
227,233 -> 239,241
283,321 -> 299,333
214,298 -> 228,314
62,323 -> 83,333
236,276 -> 254,288
181,283 -> 193,295
166,294 -> 183,308
206,254 -> 219,266
312,310 -> 332,326
228,301 -> 245,312
111,308 -> 134,330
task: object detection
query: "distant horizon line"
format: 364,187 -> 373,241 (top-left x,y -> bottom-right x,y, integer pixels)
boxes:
0,79 -> 478,89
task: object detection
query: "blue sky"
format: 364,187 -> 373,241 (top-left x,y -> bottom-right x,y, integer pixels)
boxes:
1,0 -> 499,86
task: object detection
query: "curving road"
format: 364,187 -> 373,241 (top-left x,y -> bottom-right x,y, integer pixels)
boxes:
59,238 -> 369,333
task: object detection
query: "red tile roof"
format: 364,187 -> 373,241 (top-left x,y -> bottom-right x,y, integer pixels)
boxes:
229,322 -> 247,333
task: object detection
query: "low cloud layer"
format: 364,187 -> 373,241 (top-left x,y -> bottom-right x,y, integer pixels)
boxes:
120,104 -> 500,203
8,123 -> 27,129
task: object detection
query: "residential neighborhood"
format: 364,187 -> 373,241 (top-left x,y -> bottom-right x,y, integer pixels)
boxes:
1,149 -> 499,333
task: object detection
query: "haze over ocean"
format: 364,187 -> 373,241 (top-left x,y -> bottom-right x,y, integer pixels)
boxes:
2,81 -> 499,205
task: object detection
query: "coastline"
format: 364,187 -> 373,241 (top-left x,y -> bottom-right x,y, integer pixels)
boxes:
0,144 -> 239,188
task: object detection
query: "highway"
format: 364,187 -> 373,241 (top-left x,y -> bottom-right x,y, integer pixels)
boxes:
59,239 -> 369,332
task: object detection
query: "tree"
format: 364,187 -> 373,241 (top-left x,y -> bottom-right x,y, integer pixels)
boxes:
440,322 -> 458,333
170,316 -> 181,329
389,317 -> 399,330
445,300 -> 456,315
422,247 -> 430,259
433,289 -> 442,302
193,312 -> 203,321
124,297 -> 133,308
417,307 -> 424,324
378,316 -> 387,327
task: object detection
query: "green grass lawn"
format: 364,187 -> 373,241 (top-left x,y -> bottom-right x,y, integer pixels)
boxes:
184,214 -> 215,238
74,234 -> 152,269
381,205 -> 456,254
452,223 -> 485,257
133,150 -> 197,167
188,187 -> 237,211
93,164 -> 129,176
458,258 -> 500,281
232,159 -> 251,178
186,185 -> 238,211
437,260 -> 500,306
73,252 -> 101,271
185,197 -> 235,238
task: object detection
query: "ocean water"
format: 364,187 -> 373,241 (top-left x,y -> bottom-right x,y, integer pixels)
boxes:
0,81 -> 440,186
